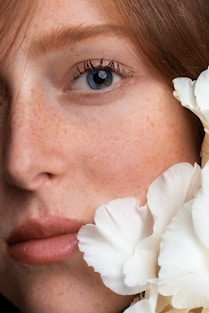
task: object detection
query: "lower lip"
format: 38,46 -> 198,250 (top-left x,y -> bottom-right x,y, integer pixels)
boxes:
8,233 -> 78,265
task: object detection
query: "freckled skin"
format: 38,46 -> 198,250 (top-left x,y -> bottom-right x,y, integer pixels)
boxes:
0,1 -> 201,313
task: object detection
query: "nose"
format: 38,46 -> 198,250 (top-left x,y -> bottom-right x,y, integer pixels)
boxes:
3,87 -> 66,191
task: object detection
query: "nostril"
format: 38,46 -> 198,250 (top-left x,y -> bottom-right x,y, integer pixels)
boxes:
29,172 -> 54,187
4,166 -> 54,190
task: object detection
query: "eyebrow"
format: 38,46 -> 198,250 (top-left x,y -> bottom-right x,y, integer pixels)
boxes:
29,24 -> 130,58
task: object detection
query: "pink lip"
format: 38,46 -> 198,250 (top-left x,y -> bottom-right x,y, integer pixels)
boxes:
7,217 -> 85,265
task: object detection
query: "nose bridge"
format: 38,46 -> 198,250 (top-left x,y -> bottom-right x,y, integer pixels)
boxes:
11,87 -> 44,143
3,77 -> 61,190
8,82 -> 45,154
6,61 -> 45,147
4,84 -> 44,181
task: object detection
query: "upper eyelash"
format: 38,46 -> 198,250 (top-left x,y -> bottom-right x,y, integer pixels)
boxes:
73,58 -> 133,80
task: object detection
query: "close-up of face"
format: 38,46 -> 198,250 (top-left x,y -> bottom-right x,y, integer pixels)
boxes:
0,1 -> 202,313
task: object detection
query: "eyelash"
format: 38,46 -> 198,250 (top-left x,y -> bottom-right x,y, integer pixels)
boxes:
73,58 -> 133,81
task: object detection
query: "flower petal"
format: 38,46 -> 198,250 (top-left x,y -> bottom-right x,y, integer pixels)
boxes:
78,198 -> 153,295
173,78 -> 196,110
158,202 -> 209,308
201,133 -> 209,167
147,162 -> 201,234
124,163 -> 200,290
156,294 -> 188,313
173,67 -> 209,164
173,73 -> 209,128
192,161 -> 209,248
123,236 -> 157,290
194,66 -> 209,112
123,286 -> 158,313
194,68 -> 209,135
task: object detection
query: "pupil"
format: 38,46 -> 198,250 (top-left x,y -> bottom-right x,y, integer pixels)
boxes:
93,70 -> 107,84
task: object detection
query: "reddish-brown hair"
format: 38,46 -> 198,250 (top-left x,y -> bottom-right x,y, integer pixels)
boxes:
0,1 -> 32,69
99,0 -> 209,81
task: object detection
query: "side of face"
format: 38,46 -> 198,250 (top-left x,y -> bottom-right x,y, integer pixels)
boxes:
0,1 -> 200,313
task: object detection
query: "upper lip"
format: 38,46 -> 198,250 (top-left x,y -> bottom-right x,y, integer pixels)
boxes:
8,217 -> 86,245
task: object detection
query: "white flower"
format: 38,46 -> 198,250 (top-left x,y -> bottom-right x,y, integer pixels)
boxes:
158,161 -> 209,309
78,197 -> 153,295
173,66 -> 209,166
192,162 -> 209,249
78,163 -> 201,298
123,163 -> 200,291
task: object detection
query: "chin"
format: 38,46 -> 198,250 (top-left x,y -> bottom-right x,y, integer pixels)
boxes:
16,278 -> 133,313
4,258 -> 133,313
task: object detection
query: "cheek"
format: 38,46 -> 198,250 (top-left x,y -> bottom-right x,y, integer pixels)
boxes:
77,116 -> 164,202
77,96 -> 197,202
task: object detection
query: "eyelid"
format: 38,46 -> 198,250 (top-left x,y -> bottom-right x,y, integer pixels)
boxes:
62,58 -> 134,91
73,58 -> 133,80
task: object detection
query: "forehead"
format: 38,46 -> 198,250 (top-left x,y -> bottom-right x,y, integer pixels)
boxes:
30,0 -> 107,33
0,0 -> 115,70
0,0 -> 149,89
1,0 -> 141,82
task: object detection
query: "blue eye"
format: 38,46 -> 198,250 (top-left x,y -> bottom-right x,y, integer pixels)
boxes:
87,69 -> 113,90
71,59 -> 132,92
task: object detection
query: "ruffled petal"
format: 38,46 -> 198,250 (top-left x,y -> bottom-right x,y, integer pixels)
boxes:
78,198 -> 153,295
158,202 -> 209,308
193,68 -> 209,164
124,286 -> 158,313
124,163 -> 200,290
173,78 -> 196,110
173,75 -> 209,128
201,134 -> 209,167
194,66 -> 209,112
123,236 -> 157,290
192,161 -> 209,248
156,294 -> 188,313
147,162 -> 201,234
173,67 -> 209,164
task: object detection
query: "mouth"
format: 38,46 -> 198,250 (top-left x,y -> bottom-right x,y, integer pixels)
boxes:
7,217 -> 85,265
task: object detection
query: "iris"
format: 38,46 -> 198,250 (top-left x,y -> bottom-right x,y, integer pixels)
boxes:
87,69 -> 113,90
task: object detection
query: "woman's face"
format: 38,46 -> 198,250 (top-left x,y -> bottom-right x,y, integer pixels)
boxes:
0,1 -> 200,312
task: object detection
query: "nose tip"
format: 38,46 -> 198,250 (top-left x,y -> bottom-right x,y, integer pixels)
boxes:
3,101 -> 66,191
3,129 -> 55,188
3,146 -> 54,190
